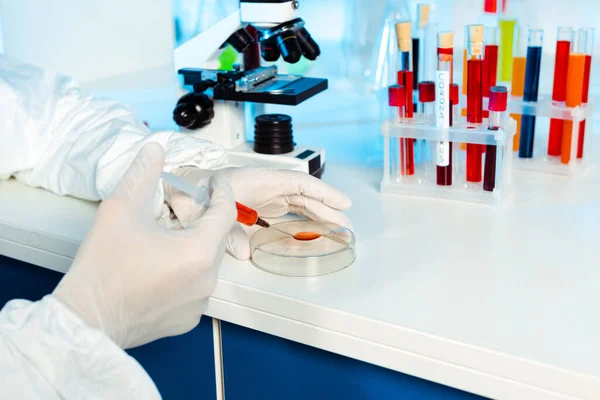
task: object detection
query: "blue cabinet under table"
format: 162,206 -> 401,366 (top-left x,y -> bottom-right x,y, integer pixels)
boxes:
0,255 -> 216,400
220,321 -> 487,400
1,254 -> 490,400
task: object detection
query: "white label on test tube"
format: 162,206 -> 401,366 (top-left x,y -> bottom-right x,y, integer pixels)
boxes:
435,70 -> 450,167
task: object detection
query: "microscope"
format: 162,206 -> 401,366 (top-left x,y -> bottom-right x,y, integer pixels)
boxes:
172,0 -> 327,178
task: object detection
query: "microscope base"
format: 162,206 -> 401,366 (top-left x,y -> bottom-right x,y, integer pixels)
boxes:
227,142 -> 325,178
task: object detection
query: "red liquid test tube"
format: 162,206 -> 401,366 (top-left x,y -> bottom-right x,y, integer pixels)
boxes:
450,84 -> 459,127
466,25 -> 484,182
484,86 -> 507,192
577,28 -> 594,159
484,0 -> 497,13
548,27 -> 574,156
419,81 -> 436,119
436,32 -> 454,186
395,21 -> 415,175
388,84 -> 409,176
483,27 -> 499,98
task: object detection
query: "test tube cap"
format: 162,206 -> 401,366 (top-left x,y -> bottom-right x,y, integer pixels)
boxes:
417,4 -> 431,29
418,81 -> 435,102
395,21 -> 412,51
388,84 -> 406,107
489,86 -> 508,111
468,25 -> 485,43
437,31 -> 454,48
450,83 -> 459,104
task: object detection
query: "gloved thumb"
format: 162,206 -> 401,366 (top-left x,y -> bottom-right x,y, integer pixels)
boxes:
226,224 -> 251,261
113,143 -> 165,211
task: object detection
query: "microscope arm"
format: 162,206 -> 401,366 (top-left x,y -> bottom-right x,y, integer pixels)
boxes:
174,11 -> 243,71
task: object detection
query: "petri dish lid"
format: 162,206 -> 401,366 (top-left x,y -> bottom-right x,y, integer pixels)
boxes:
250,220 -> 356,277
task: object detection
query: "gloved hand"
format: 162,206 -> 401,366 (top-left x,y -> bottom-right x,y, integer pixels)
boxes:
164,166 -> 352,260
53,144 -> 236,349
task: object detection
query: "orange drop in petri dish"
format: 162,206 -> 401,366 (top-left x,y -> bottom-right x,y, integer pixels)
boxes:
293,232 -> 322,241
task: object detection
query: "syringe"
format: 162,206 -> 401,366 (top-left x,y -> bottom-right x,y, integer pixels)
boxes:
161,172 -> 325,243
161,171 -> 271,228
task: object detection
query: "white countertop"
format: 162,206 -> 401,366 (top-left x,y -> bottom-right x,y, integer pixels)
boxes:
1,83 -> 600,400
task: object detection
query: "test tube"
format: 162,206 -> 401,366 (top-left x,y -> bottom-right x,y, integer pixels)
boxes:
389,84 -> 407,122
436,32 -> 454,186
462,26 -> 468,98
466,25 -> 484,183
450,84 -> 459,127
388,84 -> 408,177
547,27 -> 574,156
418,81 -> 436,120
414,4 -> 431,86
483,86 -> 507,192
467,25 -> 484,125
483,0 -> 497,13
518,29 -> 544,159
510,25 -> 528,151
577,28 -> 595,159
437,31 -> 454,84
483,27 -> 499,98
395,21 -> 415,175
498,19 -> 517,82
561,30 -> 586,164
418,81 -> 435,166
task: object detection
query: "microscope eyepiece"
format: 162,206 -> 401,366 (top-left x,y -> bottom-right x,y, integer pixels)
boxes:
276,31 -> 302,64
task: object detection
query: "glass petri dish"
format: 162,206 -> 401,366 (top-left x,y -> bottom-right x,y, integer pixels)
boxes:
250,220 -> 356,277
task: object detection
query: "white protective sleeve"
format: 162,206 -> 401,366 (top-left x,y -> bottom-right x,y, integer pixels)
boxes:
0,296 -> 161,399
0,54 -> 227,217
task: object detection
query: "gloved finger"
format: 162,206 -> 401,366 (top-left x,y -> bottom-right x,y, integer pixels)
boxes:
285,195 -> 353,229
185,175 -> 236,241
169,190 -> 208,228
279,171 -> 352,210
113,143 -> 165,210
226,224 -> 251,261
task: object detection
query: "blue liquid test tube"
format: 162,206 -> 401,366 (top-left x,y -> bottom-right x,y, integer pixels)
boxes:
519,29 -> 544,158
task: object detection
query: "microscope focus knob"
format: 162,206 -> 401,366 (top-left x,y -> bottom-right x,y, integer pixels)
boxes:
173,93 -> 214,130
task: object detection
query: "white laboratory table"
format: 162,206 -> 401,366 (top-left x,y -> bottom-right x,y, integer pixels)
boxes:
1,84 -> 600,400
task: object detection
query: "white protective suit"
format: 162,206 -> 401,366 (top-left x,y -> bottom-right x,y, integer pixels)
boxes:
0,54 -> 353,399
0,54 -> 229,398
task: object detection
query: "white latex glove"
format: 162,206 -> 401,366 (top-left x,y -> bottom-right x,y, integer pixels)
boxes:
164,166 -> 352,260
53,144 -> 236,349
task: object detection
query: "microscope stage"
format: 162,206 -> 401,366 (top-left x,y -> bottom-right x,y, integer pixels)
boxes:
215,77 -> 328,105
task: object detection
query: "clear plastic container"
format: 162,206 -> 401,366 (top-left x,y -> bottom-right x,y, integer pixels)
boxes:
250,221 -> 356,277
508,96 -> 594,176
381,116 -> 516,206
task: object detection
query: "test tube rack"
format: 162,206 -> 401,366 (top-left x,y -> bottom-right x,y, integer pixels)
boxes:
381,116 -> 517,206
508,96 -> 594,176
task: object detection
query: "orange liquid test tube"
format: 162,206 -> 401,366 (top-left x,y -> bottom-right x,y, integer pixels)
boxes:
510,25 -> 528,151
561,32 -> 586,165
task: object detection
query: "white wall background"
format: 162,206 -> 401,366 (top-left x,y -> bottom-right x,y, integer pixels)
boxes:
0,0 -> 175,89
